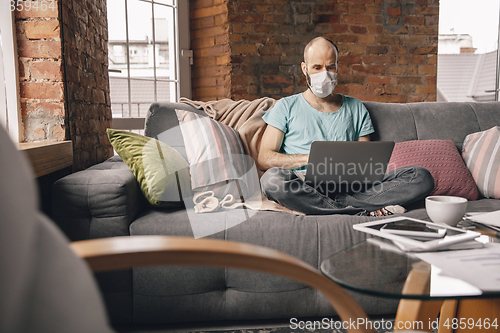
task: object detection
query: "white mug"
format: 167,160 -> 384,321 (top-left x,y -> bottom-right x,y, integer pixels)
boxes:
425,196 -> 468,226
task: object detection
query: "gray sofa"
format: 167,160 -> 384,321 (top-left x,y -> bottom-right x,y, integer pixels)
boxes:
52,100 -> 500,326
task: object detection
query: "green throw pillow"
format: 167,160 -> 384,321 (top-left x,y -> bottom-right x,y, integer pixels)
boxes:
107,129 -> 192,207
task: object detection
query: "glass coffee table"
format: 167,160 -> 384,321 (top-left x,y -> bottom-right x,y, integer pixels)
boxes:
320,235 -> 500,332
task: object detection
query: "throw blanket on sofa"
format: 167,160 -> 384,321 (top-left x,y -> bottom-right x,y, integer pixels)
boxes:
179,97 -> 304,215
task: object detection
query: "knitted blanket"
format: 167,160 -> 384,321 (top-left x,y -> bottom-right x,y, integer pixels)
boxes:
179,97 -> 304,215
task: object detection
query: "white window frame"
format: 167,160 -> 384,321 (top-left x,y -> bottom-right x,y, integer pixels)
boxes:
110,0 -> 191,130
0,10 -> 22,142
177,0 -> 191,100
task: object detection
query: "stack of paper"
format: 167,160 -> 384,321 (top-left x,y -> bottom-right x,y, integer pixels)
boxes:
416,243 -> 500,292
466,210 -> 500,234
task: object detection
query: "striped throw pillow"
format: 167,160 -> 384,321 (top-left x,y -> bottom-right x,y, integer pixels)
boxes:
462,126 -> 500,199
175,109 -> 259,199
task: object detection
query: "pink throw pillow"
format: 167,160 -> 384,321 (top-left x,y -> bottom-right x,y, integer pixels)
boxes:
387,140 -> 479,200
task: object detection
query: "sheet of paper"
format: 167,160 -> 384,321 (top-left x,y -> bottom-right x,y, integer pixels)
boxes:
416,243 -> 500,292
429,265 -> 482,297
467,210 -> 500,227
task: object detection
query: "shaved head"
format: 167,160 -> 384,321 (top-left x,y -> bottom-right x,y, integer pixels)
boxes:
303,37 -> 339,63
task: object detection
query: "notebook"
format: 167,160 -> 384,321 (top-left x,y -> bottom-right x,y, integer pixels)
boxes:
304,141 -> 395,193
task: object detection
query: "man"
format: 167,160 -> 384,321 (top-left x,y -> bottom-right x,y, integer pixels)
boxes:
258,37 -> 434,216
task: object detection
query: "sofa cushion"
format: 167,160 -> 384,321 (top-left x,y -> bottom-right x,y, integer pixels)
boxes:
175,109 -> 258,199
387,140 -> 479,200
363,102 -> 418,143
408,102 -> 481,149
462,126 -> 500,199
107,129 -> 192,207
144,102 -> 205,160
129,209 -> 399,323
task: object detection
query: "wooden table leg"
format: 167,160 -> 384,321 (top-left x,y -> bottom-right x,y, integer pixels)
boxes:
438,300 -> 458,333
395,262 -> 444,332
397,262 -> 500,333
439,299 -> 500,332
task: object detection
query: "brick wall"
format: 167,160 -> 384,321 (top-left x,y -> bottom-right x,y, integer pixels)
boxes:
16,1 -> 65,141
15,0 -> 113,171
61,0 -> 113,170
191,0 -> 439,103
190,0 -> 231,101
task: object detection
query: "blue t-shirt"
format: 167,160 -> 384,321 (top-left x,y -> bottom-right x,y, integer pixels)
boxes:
262,93 -> 374,155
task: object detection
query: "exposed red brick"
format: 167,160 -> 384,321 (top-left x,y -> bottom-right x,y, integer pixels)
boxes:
233,44 -> 258,55
51,124 -> 66,141
216,55 -> 231,65
263,75 -> 294,85
17,40 -> 61,59
385,85 -> 401,94
191,0 -> 214,10
425,76 -> 437,85
194,57 -> 217,67
410,55 -> 426,64
349,4 -> 367,14
255,4 -> 273,12
193,4 -> 227,19
190,0 -> 437,103
349,84 -> 367,95
339,54 -> 362,65
416,85 -> 436,94
21,102 -> 28,117
377,35 -> 401,44
30,61 -> 63,80
15,1 -> 59,19
344,15 -> 372,25
414,7 -> 439,15
349,45 -> 366,54
403,16 -> 425,26
30,102 -> 65,117
21,82 -> 64,99
352,64 -> 387,74
199,44 -> 231,57
411,46 -> 438,55
368,76 -> 392,84
191,16 -> 215,30
214,13 -> 228,25
350,25 -> 367,34
358,34 -> 376,44
386,6 -> 401,16
418,65 -> 437,75
192,25 -> 228,39
367,84 -> 385,95
25,20 -> 60,39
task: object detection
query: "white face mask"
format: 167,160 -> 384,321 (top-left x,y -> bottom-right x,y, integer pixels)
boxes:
306,69 -> 338,98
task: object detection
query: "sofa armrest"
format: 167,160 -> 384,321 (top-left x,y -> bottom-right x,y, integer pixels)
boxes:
52,159 -> 148,241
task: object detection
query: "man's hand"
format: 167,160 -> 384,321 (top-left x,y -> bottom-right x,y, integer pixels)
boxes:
257,125 -> 309,171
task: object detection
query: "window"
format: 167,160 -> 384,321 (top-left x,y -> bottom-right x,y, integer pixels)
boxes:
107,0 -> 191,131
437,0 -> 500,102
0,10 -> 21,141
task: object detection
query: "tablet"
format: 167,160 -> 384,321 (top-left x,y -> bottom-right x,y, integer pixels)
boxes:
380,219 -> 447,239
353,217 -> 480,252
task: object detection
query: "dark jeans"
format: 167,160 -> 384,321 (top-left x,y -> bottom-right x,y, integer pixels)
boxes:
260,166 -> 434,215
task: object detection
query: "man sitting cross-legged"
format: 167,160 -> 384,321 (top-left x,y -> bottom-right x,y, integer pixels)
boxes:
257,37 -> 434,216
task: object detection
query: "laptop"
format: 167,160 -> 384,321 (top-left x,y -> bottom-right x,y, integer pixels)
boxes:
303,141 -> 395,194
